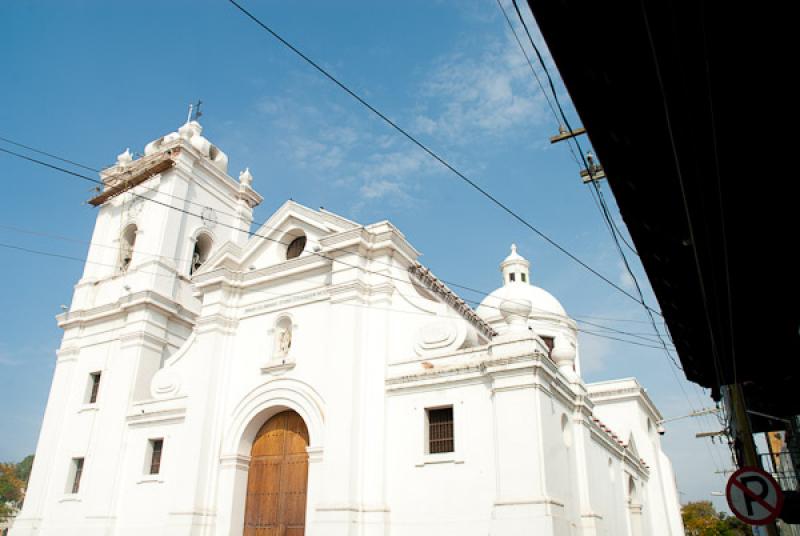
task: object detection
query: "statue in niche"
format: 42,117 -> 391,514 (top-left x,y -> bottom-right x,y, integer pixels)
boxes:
191,250 -> 202,275
120,241 -> 134,271
275,325 -> 292,358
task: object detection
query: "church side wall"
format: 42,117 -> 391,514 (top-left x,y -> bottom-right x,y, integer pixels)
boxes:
584,433 -> 632,536
540,393 -> 580,534
591,395 -> 682,536
385,381 -> 495,536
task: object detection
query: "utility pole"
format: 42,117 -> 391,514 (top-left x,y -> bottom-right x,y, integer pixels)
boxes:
549,125 -> 607,183
729,383 -> 780,536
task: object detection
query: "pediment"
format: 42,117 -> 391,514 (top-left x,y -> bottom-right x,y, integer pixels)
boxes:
203,200 -> 360,273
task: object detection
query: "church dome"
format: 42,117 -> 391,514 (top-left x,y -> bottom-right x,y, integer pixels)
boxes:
476,244 -> 568,323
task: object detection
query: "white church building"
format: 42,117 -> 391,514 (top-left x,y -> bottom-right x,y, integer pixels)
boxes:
11,121 -> 684,536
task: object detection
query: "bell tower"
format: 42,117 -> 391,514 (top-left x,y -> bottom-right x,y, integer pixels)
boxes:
13,119 -> 263,534
66,119 -> 262,395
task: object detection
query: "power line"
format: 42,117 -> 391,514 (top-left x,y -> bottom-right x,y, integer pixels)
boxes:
0,139 -> 648,329
572,314 -> 666,325
575,318 -> 676,346
0,219 -> 670,350
0,135 -> 102,173
495,0 -> 562,135
508,0 -> 683,373
504,2 -> 725,474
638,0 -> 726,392
0,136 -> 686,356
0,134 -> 672,349
0,239 -> 667,353
224,0 -> 662,315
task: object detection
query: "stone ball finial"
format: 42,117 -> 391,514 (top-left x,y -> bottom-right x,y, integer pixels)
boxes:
117,148 -> 133,167
239,168 -> 253,187
179,120 -> 202,141
499,297 -> 532,330
551,335 -> 577,377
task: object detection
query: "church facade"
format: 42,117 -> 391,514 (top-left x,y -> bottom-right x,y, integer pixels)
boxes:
11,121 -> 684,536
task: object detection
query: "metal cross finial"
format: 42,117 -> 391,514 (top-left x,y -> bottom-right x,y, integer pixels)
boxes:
186,100 -> 203,123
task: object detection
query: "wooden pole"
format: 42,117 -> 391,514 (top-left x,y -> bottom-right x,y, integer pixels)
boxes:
730,384 -> 780,536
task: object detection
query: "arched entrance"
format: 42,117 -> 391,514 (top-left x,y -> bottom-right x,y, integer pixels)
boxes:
243,410 -> 309,536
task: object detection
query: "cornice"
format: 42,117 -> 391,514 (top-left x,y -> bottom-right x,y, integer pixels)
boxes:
408,263 -> 496,339
587,380 -> 663,421
58,290 -> 197,330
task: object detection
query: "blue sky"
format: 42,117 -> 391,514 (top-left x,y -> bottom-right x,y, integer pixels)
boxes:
0,0 -> 732,510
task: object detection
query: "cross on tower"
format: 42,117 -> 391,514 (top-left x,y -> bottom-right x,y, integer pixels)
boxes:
186,100 -> 203,123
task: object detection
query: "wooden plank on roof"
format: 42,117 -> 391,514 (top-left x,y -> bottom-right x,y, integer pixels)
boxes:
87,150 -> 178,206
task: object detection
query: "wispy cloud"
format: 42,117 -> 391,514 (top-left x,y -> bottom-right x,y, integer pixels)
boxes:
254,90 -> 440,211
0,342 -> 54,367
412,38 -> 550,144
247,26 -> 562,212
617,259 -> 637,293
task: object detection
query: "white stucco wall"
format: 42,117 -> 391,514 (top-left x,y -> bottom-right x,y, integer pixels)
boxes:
11,123 -> 684,536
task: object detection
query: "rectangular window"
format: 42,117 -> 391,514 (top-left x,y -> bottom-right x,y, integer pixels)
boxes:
88,372 -> 101,404
69,457 -> 84,494
509,273 -> 516,282
149,439 -> 164,475
521,273 -> 527,283
427,407 -> 454,454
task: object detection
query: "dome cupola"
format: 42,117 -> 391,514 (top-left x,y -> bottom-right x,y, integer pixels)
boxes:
476,244 -> 582,378
501,243 -> 530,285
476,244 -> 567,323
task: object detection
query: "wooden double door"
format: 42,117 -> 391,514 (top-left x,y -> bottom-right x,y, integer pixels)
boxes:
243,410 -> 309,536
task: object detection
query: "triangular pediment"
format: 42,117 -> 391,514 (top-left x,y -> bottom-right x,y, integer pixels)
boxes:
202,200 -> 360,273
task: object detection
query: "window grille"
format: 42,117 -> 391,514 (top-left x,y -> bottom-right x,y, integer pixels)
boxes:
286,236 -> 306,260
71,458 -> 84,494
89,372 -> 101,404
149,439 -> 164,475
428,407 -> 454,454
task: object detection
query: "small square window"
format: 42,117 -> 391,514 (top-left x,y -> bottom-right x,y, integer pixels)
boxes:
149,439 -> 164,475
509,273 -> 516,282
88,372 -> 101,404
68,457 -> 84,494
541,336 -> 555,355
427,407 -> 454,454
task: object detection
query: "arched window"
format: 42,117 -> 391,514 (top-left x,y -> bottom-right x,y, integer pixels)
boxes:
286,234 -> 306,260
119,224 -> 137,272
190,233 -> 213,275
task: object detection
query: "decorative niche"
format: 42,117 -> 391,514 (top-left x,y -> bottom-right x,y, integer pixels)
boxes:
262,314 -> 297,374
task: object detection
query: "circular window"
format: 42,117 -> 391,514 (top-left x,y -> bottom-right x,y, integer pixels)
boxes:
286,235 -> 306,260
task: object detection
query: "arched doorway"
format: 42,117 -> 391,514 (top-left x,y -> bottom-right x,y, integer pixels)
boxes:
243,410 -> 309,536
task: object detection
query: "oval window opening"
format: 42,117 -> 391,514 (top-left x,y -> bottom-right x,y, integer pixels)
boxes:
286,235 -> 306,260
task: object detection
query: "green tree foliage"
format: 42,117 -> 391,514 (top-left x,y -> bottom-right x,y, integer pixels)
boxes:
0,455 -> 34,519
15,456 -> 33,484
0,464 -> 23,518
682,500 -> 751,536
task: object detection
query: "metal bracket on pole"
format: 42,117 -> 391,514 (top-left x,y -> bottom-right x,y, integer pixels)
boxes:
550,125 -> 587,144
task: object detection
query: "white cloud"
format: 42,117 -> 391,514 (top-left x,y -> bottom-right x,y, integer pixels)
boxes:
414,38 -> 550,144
618,259 -> 637,293
360,179 -> 406,200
